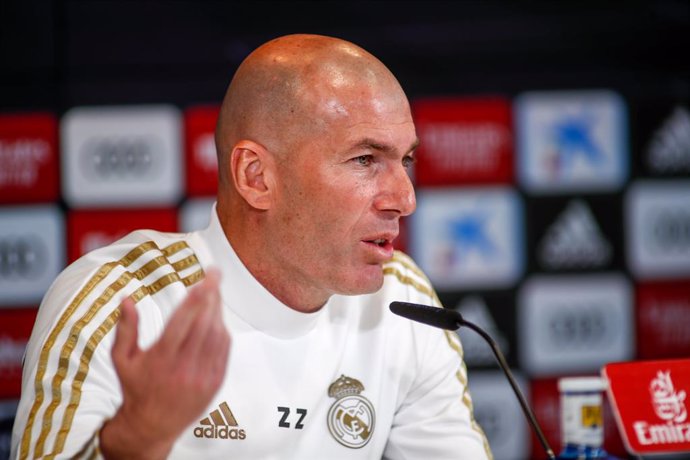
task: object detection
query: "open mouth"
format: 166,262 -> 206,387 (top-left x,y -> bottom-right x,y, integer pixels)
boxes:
363,238 -> 395,254
362,231 -> 397,255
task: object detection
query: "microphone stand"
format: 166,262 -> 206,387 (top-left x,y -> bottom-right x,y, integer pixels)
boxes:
457,315 -> 556,460
388,301 -> 556,459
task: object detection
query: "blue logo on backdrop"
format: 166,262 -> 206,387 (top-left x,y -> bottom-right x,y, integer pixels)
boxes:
448,210 -> 496,260
411,188 -> 524,290
516,90 -> 628,194
550,114 -> 604,172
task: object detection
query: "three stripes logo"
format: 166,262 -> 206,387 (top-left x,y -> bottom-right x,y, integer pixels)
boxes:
193,401 -> 246,440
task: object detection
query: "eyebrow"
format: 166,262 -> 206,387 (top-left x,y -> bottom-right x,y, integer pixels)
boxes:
353,137 -> 420,155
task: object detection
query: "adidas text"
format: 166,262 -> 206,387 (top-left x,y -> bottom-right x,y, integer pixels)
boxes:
193,425 -> 247,440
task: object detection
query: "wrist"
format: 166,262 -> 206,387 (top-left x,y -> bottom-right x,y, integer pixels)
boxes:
100,410 -> 175,460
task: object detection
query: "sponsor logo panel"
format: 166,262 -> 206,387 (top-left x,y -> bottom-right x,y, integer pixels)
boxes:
518,274 -> 633,377
0,113 -> 59,204
0,205 -> 65,305
515,90 -> 628,194
411,187 -> 524,290
0,308 -> 37,398
438,290 -> 517,369
626,180 -> 690,279
412,97 -> 513,185
184,105 -> 220,196
644,105 -> 690,176
61,105 -> 182,207
67,208 -> 177,262
467,371 -> 529,460
631,98 -> 690,177
525,195 -> 623,273
603,359 -> 690,455
530,377 -> 626,459
636,280 -> 690,359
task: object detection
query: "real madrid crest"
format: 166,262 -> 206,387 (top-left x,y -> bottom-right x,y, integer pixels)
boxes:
326,374 -> 376,449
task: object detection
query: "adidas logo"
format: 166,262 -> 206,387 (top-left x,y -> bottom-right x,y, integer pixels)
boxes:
647,106 -> 690,173
538,200 -> 612,269
456,296 -> 509,366
193,401 -> 246,440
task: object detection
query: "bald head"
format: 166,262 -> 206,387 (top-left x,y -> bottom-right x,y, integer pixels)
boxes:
213,34 -> 418,310
215,34 -> 410,186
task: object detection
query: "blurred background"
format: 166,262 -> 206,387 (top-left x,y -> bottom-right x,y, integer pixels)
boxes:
1,1 -> 689,458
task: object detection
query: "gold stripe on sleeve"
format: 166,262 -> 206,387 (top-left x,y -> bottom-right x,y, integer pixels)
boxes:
382,267 -> 434,298
163,240 -> 190,256
390,251 -> 428,280
20,240 -> 198,460
385,254 -> 443,306
19,262 -> 117,460
182,269 -> 205,287
148,272 -> 182,294
46,308 -> 120,459
386,252 -> 492,458
46,269 -> 206,458
443,331 -> 466,375
20,241 -> 162,459
447,336 -> 493,460
172,254 -> 200,272
33,272 -> 135,458
132,255 -> 168,280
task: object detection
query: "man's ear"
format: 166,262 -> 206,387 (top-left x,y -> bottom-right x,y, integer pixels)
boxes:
230,140 -> 274,210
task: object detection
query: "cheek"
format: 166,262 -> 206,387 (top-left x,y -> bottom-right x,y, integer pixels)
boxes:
278,183 -> 333,240
316,183 -> 367,225
281,169 -> 373,238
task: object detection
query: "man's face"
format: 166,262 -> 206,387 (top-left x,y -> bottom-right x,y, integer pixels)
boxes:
269,83 -> 417,304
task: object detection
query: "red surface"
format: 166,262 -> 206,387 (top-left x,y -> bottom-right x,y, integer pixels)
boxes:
0,113 -> 59,203
67,208 -> 178,262
603,359 -> 690,456
184,105 -> 220,197
412,97 -> 513,186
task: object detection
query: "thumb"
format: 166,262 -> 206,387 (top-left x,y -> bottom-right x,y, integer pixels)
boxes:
112,297 -> 140,369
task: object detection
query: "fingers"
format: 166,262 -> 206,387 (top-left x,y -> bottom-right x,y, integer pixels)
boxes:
169,267 -> 228,390
118,267 -> 228,391
175,271 -> 225,373
157,268 -> 224,357
195,303 -> 230,389
106,268 -> 230,456
112,297 -> 140,372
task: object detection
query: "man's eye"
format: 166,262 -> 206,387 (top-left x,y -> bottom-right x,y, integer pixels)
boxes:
402,155 -> 416,169
353,155 -> 373,166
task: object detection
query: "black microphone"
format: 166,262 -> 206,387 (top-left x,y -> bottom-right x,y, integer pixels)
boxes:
390,301 -> 556,460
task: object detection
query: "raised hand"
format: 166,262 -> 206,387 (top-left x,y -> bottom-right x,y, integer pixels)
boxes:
101,268 -> 230,459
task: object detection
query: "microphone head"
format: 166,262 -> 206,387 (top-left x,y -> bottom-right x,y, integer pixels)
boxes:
389,301 -> 461,331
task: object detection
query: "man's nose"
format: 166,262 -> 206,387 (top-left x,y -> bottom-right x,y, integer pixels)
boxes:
375,164 -> 417,216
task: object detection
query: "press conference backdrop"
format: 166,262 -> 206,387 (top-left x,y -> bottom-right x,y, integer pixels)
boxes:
1,2 -> 689,459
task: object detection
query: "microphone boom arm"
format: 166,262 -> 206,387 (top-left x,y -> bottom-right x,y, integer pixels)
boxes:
389,301 -> 556,460
458,316 -> 556,460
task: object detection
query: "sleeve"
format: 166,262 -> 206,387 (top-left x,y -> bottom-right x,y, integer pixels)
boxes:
9,241 -> 175,460
382,252 -> 493,460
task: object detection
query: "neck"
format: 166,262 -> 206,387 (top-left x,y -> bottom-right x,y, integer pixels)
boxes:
217,203 -> 329,313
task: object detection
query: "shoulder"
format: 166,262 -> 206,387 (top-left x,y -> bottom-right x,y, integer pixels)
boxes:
29,228 -> 205,350
51,228 -> 203,302
380,250 -> 440,306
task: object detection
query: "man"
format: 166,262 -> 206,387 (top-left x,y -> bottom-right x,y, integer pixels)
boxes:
11,34 -> 492,459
